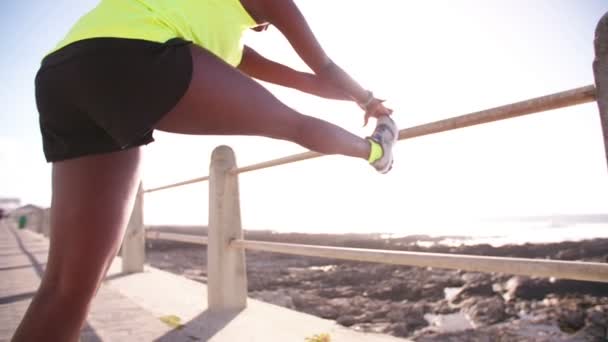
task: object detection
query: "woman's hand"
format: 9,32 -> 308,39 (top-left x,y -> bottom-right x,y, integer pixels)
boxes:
360,95 -> 393,126
306,74 -> 394,126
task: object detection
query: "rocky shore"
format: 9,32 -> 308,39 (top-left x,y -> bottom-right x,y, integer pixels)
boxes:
145,230 -> 608,341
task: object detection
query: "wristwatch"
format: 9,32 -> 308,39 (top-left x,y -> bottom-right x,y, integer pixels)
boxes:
357,91 -> 374,110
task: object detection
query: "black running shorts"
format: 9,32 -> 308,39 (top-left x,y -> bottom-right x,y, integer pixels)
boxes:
35,37 -> 193,162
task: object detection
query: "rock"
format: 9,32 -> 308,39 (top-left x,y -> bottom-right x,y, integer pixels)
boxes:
364,303 -> 392,320
542,295 -> 561,307
461,272 -> 491,283
451,280 -> 495,304
555,248 -> 581,260
413,324 -> 523,342
388,314 -> 429,337
387,308 -> 406,323
353,312 -> 377,324
411,301 -> 432,315
567,306 -> 608,341
351,322 -> 392,334
318,286 -> 358,298
363,269 -> 462,302
421,282 -> 447,301
366,280 -> 414,301
328,297 -> 363,316
351,295 -> 373,308
414,316 -> 587,342
586,306 -> 608,327
432,299 -> 459,315
314,305 -> 339,319
324,265 -> 385,287
293,293 -> 379,320
337,315 -> 357,327
505,277 -> 552,300
503,300 -> 520,317
380,302 -> 430,337
337,310 -> 379,327
555,280 -> 608,297
428,271 -> 467,287
506,276 -> 608,301
461,296 -> 509,326
290,291 -> 325,315
250,290 -> 295,309
557,309 -> 586,333
327,297 -> 350,309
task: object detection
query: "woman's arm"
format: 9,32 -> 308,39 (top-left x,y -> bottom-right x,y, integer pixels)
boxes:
260,0 -> 392,123
238,46 -> 350,100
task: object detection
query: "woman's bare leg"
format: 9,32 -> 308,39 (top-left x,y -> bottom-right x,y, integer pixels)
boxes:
156,45 -> 372,160
12,148 -> 142,342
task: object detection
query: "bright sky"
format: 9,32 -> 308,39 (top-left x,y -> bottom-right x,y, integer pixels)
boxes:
1,1 -> 607,235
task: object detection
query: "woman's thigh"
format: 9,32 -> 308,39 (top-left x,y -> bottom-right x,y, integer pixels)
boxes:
155,44 -> 306,140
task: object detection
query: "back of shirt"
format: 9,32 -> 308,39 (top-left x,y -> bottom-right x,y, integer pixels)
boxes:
53,0 -> 257,66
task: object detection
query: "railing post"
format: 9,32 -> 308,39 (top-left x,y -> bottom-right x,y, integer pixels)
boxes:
208,145 -> 247,311
41,208 -> 50,237
594,11 -> 608,170
122,182 -> 145,273
34,208 -> 43,234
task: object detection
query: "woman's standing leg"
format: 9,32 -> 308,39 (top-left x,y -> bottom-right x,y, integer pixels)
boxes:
12,147 -> 142,342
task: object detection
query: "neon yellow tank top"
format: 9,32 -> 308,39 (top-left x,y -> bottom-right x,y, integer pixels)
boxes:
53,0 -> 257,66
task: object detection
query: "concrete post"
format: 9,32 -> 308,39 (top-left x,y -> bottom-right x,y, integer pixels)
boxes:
41,208 -> 51,237
593,12 -> 608,171
35,209 -> 44,234
208,145 -> 247,311
122,182 -> 145,273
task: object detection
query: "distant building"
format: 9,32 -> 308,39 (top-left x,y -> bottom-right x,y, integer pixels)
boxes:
11,204 -> 44,216
0,198 -> 21,219
7,204 -> 45,230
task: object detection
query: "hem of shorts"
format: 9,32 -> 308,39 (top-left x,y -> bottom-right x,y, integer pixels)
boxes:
45,136 -> 154,163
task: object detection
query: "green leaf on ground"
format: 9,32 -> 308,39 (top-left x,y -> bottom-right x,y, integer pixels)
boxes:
160,315 -> 184,329
305,333 -> 331,342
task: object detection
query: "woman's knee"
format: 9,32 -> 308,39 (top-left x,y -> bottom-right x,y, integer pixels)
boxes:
37,274 -> 99,309
278,112 -> 323,144
42,254 -> 110,304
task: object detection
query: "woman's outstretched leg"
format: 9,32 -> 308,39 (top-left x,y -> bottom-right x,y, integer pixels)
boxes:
156,45 -> 373,160
12,148 -> 142,342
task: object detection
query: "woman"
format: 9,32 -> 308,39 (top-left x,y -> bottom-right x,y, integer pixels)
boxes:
13,0 -> 397,340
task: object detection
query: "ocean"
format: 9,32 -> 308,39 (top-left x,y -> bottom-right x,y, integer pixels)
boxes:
384,215 -> 608,247
148,214 -> 608,248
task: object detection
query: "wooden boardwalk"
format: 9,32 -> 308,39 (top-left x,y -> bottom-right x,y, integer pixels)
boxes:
0,220 -> 183,341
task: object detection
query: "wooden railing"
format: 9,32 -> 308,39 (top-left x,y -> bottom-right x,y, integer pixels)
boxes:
120,13 -> 608,312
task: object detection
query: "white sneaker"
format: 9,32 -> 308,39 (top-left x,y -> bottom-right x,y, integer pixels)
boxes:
368,115 -> 398,174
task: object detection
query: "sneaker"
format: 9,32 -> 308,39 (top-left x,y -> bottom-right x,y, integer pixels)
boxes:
368,115 -> 398,173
